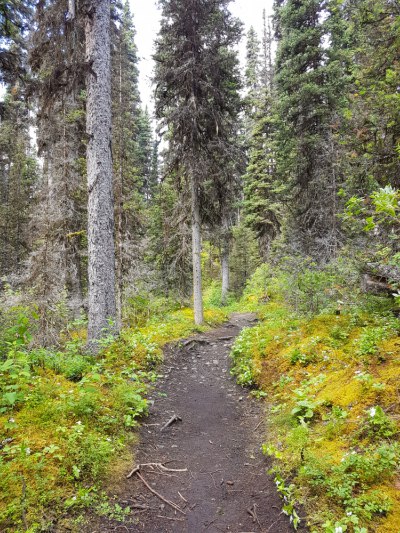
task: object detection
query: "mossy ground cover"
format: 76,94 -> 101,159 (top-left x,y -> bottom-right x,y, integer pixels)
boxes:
0,305 -> 226,532
230,268 -> 400,533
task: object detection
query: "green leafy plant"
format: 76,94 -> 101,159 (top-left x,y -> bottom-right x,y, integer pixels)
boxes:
273,474 -> 301,530
361,406 -> 397,439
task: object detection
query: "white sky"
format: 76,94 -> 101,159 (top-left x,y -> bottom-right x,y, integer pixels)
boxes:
130,0 -> 274,113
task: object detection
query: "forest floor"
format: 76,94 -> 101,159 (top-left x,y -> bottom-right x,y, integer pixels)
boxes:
86,313 -> 305,533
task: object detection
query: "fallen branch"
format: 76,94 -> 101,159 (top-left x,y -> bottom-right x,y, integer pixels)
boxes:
160,413 -> 182,432
126,462 -> 187,479
135,471 -> 186,515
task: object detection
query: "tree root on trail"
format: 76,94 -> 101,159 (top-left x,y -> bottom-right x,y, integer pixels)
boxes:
126,462 -> 187,479
134,471 -> 186,515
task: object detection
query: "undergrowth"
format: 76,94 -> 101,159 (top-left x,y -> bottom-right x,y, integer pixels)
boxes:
0,303 -> 226,532
230,263 -> 400,533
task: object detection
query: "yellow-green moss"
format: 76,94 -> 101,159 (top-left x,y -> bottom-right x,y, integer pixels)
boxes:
231,297 -> 400,532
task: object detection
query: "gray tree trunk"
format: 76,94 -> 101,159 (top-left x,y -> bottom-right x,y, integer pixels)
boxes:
191,178 -> 204,325
221,211 -> 231,305
85,0 -> 117,345
221,244 -> 230,306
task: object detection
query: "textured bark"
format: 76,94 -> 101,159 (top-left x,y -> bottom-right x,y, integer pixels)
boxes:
86,0 -> 117,344
191,178 -> 204,325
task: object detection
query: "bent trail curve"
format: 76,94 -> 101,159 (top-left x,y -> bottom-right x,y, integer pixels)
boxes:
90,313 -> 306,532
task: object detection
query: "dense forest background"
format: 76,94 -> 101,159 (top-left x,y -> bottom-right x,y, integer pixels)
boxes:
1,0 -> 399,335
0,0 -> 400,532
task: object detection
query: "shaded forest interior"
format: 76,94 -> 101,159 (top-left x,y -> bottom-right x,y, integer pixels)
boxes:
1,1 -> 400,532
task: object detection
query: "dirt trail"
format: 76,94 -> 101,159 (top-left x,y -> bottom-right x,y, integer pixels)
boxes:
90,313 -> 305,532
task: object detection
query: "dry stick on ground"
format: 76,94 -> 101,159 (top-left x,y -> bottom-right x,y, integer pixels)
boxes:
253,420 -> 263,432
135,471 -> 186,516
178,491 -> 187,503
126,462 -> 187,479
160,413 -> 182,432
156,515 -> 185,522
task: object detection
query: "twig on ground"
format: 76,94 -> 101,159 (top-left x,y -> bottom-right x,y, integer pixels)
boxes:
135,471 -> 186,515
156,515 -> 185,522
160,413 -> 182,432
253,420 -> 263,432
178,491 -> 187,503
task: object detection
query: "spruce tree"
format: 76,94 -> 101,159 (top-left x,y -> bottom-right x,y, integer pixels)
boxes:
243,13 -> 280,259
0,88 -> 37,278
0,0 -> 32,84
111,0 -> 143,324
154,0 -> 242,324
136,107 -> 154,202
27,0 -> 87,340
0,1 -> 35,279
273,0 -> 346,261
86,0 -> 117,345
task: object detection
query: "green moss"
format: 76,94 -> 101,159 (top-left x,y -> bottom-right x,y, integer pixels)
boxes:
0,305 -> 226,532
231,267 -> 400,532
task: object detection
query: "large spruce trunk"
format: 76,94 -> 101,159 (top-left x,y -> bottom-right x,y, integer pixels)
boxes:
191,178 -> 204,325
85,0 -> 117,345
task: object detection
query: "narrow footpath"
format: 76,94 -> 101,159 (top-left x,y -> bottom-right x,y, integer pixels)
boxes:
90,313 -> 306,532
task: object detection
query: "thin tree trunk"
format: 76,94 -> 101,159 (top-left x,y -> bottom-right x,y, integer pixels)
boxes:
221,211 -> 230,305
191,177 -> 204,325
85,0 -> 117,346
221,244 -> 229,306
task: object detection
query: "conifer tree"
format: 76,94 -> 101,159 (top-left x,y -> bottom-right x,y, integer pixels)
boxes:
0,88 -> 37,278
86,0 -> 117,345
136,107 -> 155,202
111,0 -> 143,324
154,0 -> 242,324
0,1 -> 35,279
0,0 -> 32,84
341,0 -> 400,193
273,0 -> 345,261
27,0 -> 87,339
243,13 -> 280,259
245,27 -> 261,99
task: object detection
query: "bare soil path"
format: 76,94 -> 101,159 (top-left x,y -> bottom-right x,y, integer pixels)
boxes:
89,313 -> 306,533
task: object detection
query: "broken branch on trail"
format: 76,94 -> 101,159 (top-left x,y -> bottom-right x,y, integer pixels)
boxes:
134,471 -> 186,515
160,413 -> 182,431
